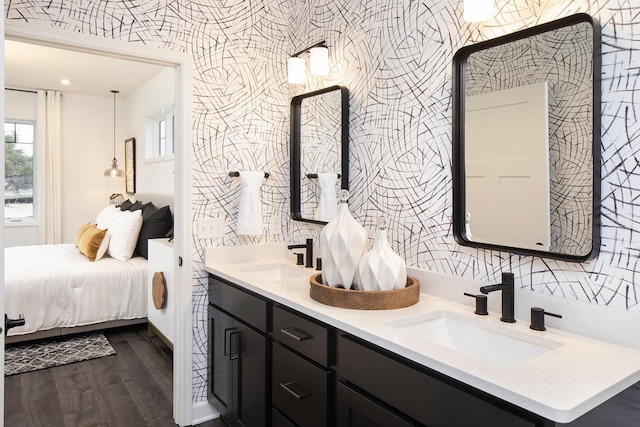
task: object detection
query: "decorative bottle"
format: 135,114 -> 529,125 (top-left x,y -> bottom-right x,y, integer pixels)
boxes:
356,216 -> 407,291
319,189 -> 367,289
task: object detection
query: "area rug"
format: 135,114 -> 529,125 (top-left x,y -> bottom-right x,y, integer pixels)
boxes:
5,332 -> 116,376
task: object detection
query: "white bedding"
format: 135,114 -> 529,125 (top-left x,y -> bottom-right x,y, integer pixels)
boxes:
5,243 -> 148,336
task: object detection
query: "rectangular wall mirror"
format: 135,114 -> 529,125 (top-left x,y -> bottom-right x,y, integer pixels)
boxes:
290,85 -> 349,224
452,13 -> 601,261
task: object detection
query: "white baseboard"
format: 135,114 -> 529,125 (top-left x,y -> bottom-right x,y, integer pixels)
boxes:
191,401 -> 220,425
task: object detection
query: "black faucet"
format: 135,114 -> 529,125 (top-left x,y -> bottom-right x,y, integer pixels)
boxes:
479,272 -> 515,323
287,238 -> 314,268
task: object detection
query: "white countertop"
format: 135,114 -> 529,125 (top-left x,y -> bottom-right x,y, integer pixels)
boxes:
205,243 -> 640,423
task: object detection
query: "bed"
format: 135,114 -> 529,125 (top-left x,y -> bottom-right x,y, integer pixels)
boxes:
5,193 -> 173,343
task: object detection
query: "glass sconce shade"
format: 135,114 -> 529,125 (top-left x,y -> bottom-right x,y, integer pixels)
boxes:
463,0 -> 494,22
288,56 -> 306,84
310,46 -> 329,76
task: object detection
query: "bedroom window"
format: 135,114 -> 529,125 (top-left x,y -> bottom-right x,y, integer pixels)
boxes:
4,120 -> 36,222
145,105 -> 174,160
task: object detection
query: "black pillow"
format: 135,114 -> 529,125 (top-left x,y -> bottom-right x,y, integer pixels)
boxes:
120,199 -> 134,211
135,204 -> 174,259
129,201 -> 145,212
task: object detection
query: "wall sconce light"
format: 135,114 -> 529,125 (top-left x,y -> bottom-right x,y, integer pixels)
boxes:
463,0 -> 495,22
287,41 -> 329,84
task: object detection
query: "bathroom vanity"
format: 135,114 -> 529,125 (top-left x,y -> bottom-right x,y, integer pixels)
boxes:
205,244 -> 640,427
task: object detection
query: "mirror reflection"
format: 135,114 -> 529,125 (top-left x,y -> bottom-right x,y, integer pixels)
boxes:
291,85 -> 349,224
453,14 -> 600,261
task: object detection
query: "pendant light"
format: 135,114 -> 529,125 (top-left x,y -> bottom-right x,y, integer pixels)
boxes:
104,90 -> 124,178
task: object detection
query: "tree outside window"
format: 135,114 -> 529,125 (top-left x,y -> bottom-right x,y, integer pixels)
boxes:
4,121 -> 35,221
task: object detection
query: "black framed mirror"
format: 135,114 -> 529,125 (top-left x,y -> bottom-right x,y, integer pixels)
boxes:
452,13 -> 601,262
291,85 -> 349,225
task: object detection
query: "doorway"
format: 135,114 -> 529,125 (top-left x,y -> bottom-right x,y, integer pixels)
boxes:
3,22 -> 194,425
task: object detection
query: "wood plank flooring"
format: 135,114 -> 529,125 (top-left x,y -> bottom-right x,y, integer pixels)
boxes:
5,324 -> 225,427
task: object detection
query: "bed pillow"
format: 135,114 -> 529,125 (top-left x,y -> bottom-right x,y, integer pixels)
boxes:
119,199 -> 134,211
96,205 -> 119,226
104,209 -> 144,261
74,222 -> 92,247
78,224 -> 108,262
135,204 -> 174,259
95,230 -> 112,261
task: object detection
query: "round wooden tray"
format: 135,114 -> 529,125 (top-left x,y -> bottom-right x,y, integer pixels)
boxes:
309,273 -> 419,310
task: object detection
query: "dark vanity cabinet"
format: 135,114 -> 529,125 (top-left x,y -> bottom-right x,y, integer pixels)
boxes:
208,274 -> 630,427
336,334 -> 539,427
208,276 -> 269,427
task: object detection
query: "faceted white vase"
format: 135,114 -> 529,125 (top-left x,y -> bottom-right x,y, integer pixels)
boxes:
319,191 -> 367,289
356,218 -> 407,291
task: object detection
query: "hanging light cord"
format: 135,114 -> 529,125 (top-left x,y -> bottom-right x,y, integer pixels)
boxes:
112,90 -> 118,161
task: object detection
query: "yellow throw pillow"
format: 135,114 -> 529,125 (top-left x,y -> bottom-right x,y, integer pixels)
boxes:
78,224 -> 108,262
74,222 -> 92,247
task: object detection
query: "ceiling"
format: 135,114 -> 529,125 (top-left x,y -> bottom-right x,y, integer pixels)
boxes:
4,39 -> 170,98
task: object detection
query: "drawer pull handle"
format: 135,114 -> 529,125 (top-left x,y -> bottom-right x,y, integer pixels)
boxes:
280,381 -> 310,400
280,327 -> 311,342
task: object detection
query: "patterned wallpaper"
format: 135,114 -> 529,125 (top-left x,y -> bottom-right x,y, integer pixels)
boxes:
7,0 -> 640,405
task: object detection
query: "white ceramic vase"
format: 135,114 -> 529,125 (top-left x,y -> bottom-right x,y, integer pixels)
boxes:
356,216 -> 407,291
319,190 -> 367,289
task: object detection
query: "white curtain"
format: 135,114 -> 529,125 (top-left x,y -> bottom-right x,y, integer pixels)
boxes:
37,90 -> 62,244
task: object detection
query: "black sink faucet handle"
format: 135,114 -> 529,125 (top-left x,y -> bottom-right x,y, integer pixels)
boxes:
464,293 -> 488,315
530,307 -> 562,331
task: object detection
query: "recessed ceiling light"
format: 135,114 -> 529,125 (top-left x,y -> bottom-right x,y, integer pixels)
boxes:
60,79 -> 71,85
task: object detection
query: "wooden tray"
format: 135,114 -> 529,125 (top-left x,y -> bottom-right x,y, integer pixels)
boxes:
309,273 -> 419,310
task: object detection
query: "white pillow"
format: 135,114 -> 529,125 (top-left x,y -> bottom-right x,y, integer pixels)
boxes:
96,205 -> 119,227
95,230 -> 111,261
101,209 -> 143,261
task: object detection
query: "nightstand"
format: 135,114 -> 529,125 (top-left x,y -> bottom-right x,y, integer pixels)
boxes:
147,238 -> 174,349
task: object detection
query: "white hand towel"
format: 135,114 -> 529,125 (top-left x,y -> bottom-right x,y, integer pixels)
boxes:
236,171 -> 264,235
314,172 -> 339,222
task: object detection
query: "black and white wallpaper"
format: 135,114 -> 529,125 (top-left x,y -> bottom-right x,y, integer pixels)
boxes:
7,0 -> 640,405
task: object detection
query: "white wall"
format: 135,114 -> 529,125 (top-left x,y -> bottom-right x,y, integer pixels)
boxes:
4,90 -> 39,247
5,85 -> 175,247
61,93 -> 125,243
5,91 -> 124,245
124,67 -> 176,196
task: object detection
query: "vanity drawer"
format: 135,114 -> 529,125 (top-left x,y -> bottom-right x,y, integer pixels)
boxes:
272,342 -> 330,427
337,334 -> 537,427
208,274 -> 268,332
273,304 -> 329,366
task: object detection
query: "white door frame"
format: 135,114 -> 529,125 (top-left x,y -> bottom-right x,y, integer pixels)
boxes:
0,11 -> 6,422
3,21 -> 195,426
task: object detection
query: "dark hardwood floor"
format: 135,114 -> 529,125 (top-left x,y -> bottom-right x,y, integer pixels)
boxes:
5,324 -> 225,427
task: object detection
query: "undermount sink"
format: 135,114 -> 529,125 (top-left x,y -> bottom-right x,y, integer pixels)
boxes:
386,310 -> 563,366
241,263 -> 312,282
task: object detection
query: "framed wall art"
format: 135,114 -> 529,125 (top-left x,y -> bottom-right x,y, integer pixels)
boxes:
125,137 -> 136,194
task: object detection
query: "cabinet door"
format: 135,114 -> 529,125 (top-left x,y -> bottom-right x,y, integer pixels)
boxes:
208,305 -> 235,425
235,321 -> 267,427
336,382 -> 416,427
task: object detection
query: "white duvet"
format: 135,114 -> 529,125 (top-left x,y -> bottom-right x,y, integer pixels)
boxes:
5,244 -> 148,336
